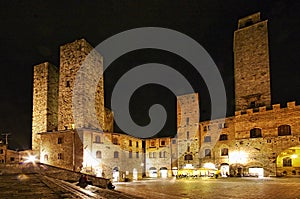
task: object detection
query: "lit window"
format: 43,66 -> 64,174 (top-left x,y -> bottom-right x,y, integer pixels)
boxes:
96,151 -> 102,159
221,148 -> 228,156
114,151 -> 119,158
278,125 -> 291,136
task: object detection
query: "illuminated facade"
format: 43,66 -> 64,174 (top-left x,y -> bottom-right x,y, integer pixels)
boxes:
32,12 -> 300,179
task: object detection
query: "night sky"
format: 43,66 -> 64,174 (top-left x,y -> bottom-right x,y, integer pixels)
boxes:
0,1 -> 299,150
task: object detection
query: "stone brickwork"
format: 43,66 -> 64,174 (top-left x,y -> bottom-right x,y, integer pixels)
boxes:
58,38 -> 105,131
145,137 -> 172,177
234,12 -> 271,111
32,62 -> 59,153
39,130 -> 83,171
177,93 -> 200,169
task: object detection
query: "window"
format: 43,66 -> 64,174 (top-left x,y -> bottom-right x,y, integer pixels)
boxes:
205,149 -> 211,157
129,140 -> 132,146
10,157 -> 15,162
112,137 -> 118,145
114,151 -> 119,158
0,149 -> 3,154
136,141 -> 139,147
250,128 -> 262,138
186,131 -> 190,139
136,152 -> 139,158
160,140 -> 166,146
204,136 -> 211,142
58,153 -> 63,160
44,154 -> 48,161
250,101 -> 256,108
204,126 -> 207,131
219,134 -> 228,141
278,125 -> 291,136
66,81 -> 70,87
184,154 -> 193,160
172,140 -> 176,144
129,150 -> 132,158
187,143 -> 190,152
58,137 -> 63,144
221,148 -> 228,156
267,139 -> 271,143
159,152 -> 163,158
95,136 -> 101,143
152,152 -> 156,158
283,157 -> 292,167
186,117 -> 189,125
150,141 -> 156,148
96,151 -> 102,159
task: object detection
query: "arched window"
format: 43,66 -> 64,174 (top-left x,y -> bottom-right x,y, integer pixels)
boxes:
278,125 -> 291,136
95,136 -> 101,143
184,154 -> 193,160
283,157 -> 292,167
44,154 -> 48,161
221,148 -> 228,156
112,137 -> 118,145
96,151 -> 102,159
219,134 -> 228,141
205,149 -> 211,157
250,128 -> 262,138
114,151 -> 119,158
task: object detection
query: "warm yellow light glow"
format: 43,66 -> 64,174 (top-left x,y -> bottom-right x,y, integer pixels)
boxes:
229,151 -> 248,164
203,162 -> 216,169
83,149 -> 100,167
24,155 -> 37,163
291,154 -> 298,159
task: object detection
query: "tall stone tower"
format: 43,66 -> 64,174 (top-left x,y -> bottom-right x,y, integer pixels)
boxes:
32,62 -> 59,153
177,93 -> 200,169
57,39 -> 105,131
234,12 -> 271,111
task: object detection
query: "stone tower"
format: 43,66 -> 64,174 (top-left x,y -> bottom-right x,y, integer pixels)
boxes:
177,93 -> 200,169
57,39 -> 106,131
234,12 -> 271,111
32,62 -> 59,153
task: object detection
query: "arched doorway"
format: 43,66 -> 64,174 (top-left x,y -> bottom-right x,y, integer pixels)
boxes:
149,167 -> 157,178
133,168 -> 138,180
112,167 -> 119,182
220,163 -> 229,177
159,167 -> 168,178
276,146 -> 300,176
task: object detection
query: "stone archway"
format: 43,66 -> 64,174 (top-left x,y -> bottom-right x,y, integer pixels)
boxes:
276,146 -> 300,176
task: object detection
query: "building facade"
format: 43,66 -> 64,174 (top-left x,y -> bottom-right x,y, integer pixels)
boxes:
31,12 -> 300,179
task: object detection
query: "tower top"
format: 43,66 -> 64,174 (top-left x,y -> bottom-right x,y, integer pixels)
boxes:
238,12 -> 261,29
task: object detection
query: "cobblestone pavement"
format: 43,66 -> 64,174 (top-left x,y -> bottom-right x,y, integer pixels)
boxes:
0,174 -> 142,199
115,177 -> 300,199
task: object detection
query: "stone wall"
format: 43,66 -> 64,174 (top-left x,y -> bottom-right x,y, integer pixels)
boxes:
39,130 -> 83,172
177,93 -> 200,169
32,62 -> 59,153
234,12 -> 271,111
58,38 -> 105,131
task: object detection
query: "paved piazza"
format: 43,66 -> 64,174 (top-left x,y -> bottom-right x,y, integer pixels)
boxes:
115,177 -> 300,199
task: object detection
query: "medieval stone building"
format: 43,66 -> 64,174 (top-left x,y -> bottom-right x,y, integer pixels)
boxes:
32,12 -> 300,180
